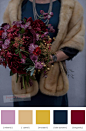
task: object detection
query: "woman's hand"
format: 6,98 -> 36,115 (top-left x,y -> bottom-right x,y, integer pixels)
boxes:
49,50 -> 69,64
49,55 -> 55,64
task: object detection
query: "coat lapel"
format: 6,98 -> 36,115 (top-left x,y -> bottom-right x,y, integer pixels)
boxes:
50,0 -> 74,53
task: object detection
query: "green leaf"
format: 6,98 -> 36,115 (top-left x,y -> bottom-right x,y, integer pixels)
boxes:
19,52 -> 22,59
23,66 -> 28,70
15,49 -> 19,54
11,41 -> 15,44
23,18 -> 26,23
10,70 -> 14,76
5,61 -> 7,64
30,69 -> 34,76
26,66 -> 35,73
21,28 -> 25,34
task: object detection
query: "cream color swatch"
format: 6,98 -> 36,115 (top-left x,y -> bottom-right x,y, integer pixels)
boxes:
19,110 -> 33,124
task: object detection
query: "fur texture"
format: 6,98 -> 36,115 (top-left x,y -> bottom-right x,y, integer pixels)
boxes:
3,0 -> 85,97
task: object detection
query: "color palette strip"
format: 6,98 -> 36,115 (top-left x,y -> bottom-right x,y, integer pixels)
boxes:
0,110 -> 86,125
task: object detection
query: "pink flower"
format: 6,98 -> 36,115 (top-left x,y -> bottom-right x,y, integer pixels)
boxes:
40,10 -> 44,14
49,26 -> 55,33
49,12 -> 53,16
48,24 -> 52,28
44,32 -> 49,36
21,58 -> 25,64
2,44 -> 7,49
36,34 -> 40,41
41,34 -> 45,38
28,43 -> 38,54
25,21 -> 31,29
2,32 -> 7,39
43,13 -> 48,16
35,61 -> 43,69
28,43 -> 35,53
4,39 -> 10,46
7,51 -> 12,58
13,43 -> 19,48
47,15 -> 51,19
30,55 -> 38,62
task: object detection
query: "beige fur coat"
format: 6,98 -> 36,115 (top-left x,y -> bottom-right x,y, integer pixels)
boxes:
3,0 -> 85,98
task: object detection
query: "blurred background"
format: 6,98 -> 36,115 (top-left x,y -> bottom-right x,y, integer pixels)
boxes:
0,0 -> 86,107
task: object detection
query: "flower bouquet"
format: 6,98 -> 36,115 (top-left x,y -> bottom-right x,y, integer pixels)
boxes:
0,10 -> 55,89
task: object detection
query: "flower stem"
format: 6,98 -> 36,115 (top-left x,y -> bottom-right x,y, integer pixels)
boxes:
21,50 -> 29,55
23,76 -> 25,89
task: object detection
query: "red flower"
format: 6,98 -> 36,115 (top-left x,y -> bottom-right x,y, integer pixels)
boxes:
7,51 -> 12,58
26,17 -> 33,23
32,19 -> 47,33
7,54 -> 26,74
33,47 -> 41,56
13,25 -> 17,29
0,30 -> 4,38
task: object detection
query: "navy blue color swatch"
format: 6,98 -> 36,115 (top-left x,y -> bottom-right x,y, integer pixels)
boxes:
53,110 -> 68,124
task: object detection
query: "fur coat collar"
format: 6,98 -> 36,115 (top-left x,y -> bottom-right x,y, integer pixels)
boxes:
3,0 -> 85,97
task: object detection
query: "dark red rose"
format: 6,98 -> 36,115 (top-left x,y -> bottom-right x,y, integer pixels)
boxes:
26,17 -> 33,23
32,19 -> 47,33
13,25 -> 17,29
0,30 -> 4,38
7,55 -> 26,74
33,47 -> 41,56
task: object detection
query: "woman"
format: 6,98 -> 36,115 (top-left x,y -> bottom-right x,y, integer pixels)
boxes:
3,0 -> 85,107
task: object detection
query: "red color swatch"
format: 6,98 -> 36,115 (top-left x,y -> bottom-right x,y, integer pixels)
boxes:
71,110 -> 85,124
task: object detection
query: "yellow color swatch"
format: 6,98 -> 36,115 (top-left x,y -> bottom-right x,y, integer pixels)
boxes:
19,110 -> 33,124
36,110 -> 50,124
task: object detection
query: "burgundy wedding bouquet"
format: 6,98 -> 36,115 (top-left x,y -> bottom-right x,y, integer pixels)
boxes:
0,10 -> 55,88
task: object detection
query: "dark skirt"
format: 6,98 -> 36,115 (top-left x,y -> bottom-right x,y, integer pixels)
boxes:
13,73 -> 68,107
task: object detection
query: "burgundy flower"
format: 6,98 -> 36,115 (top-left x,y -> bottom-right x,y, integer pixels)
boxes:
32,19 -> 47,33
33,47 -> 41,56
26,17 -> 33,23
0,41 -> 3,48
7,51 -> 12,58
7,55 -> 26,74
0,30 -> 4,38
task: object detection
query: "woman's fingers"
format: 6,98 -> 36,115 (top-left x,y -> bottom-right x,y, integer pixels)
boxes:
49,55 -> 54,64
